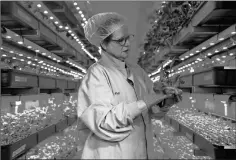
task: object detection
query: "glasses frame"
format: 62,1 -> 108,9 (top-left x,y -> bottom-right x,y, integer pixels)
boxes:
110,34 -> 134,47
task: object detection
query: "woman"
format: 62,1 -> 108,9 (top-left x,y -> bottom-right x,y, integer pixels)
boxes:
77,12 -> 181,159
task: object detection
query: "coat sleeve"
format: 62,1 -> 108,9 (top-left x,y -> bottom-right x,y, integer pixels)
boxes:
77,65 -> 147,142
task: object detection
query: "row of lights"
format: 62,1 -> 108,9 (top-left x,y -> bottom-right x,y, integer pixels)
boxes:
171,52 -> 235,77
1,47 -> 84,78
3,28 -> 62,63
66,59 -> 86,73
36,2 -> 97,62
180,29 -> 236,61
149,59 -> 172,77
73,1 -> 98,62
73,1 -> 88,27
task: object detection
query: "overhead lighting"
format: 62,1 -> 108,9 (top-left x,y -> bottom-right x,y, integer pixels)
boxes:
83,18 -> 86,21
53,58 -> 56,60
55,21 -> 59,24
74,2 -> 77,5
219,38 -> 224,41
232,31 -> 236,35
27,61 -> 32,64
19,54 -> 23,56
35,58 -> 38,61
216,58 -> 221,61
39,61 -> 43,63
76,7 -> 80,10
190,53 -> 193,56
57,60 -> 61,62
229,53 -> 234,56
65,26 -> 69,30
27,56 -> 31,59
42,52 -> 46,55
71,33 -> 75,36
44,11 -> 48,14
207,53 -> 212,56
6,36 -> 11,39
79,11 -> 82,14
2,54 -> 7,57
81,14 -> 84,18
181,58 -> 184,61
10,51 -> 14,53
215,50 -> 219,53
210,42 -> 215,46
18,41 -> 23,44
32,63 -> 36,66
27,46 -> 32,49
37,4 -> 41,8
20,59 -> 24,61
12,57 -> 16,59
185,56 -> 189,58
36,50 -> 40,52
50,16 -> 54,20
59,25 -> 63,29
196,50 -> 199,53
48,55 -> 51,58
222,55 -> 226,58
68,30 -> 72,33
223,46 -> 227,50
202,47 -> 206,50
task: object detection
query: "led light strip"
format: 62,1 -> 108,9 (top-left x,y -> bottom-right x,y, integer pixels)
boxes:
1,46 -> 84,79
35,1 -> 97,62
2,28 -> 62,63
66,58 -> 86,74
149,59 -> 172,77
180,24 -> 236,61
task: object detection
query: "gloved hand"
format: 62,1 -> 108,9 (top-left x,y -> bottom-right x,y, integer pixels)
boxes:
143,93 -> 173,109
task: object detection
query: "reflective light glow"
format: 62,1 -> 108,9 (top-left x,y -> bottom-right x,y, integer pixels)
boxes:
232,31 -> 236,35
68,30 -> 72,33
79,11 -> 82,14
2,54 -> 7,57
42,52 -> 46,55
229,53 -> 234,56
216,58 -> 221,61
219,38 -> 224,41
83,18 -> 86,21
207,53 -> 212,56
39,61 -> 43,63
36,50 -> 40,52
19,54 -> 23,56
6,36 -> 11,39
55,21 -> 59,24
37,4 -> 41,8
27,46 -> 32,49
44,11 -> 48,14
223,47 -> 227,50
27,61 -> 32,64
18,41 -> 23,44
10,51 -> 14,53
20,59 -> 24,61
50,16 -> 54,20
65,26 -> 69,30
74,2 -> 77,5
222,55 -> 226,58
196,50 -> 199,53
190,53 -> 193,56
185,56 -> 189,58
76,7 -> 80,10
202,47 -> 206,50
81,14 -> 84,18
59,25 -> 63,29
215,50 -> 219,53
27,57 -> 31,59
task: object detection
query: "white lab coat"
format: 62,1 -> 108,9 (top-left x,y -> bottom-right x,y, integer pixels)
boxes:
77,52 -> 162,159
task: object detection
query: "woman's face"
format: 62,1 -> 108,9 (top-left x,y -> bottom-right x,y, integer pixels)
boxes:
102,25 -> 132,61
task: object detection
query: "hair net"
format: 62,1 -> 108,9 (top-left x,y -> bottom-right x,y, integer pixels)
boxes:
84,12 -> 127,46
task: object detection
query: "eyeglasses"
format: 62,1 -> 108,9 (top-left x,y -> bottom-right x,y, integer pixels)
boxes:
110,34 -> 134,46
